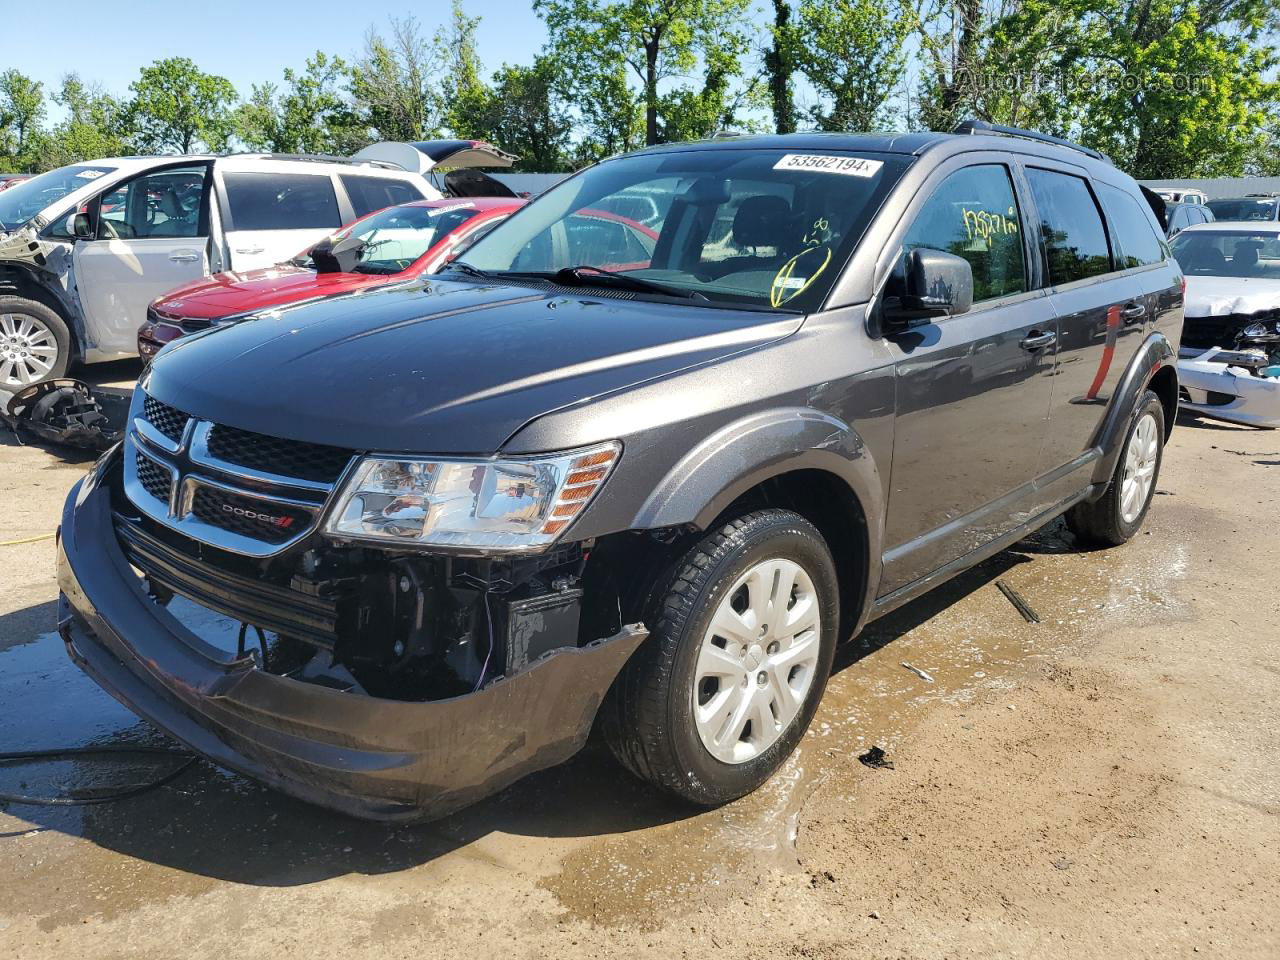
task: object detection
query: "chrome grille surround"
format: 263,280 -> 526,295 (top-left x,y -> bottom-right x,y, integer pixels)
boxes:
122,392 -> 356,558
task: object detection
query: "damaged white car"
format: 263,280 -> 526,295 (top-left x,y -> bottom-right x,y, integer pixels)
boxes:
1171,221 -> 1280,428
0,141 -> 516,389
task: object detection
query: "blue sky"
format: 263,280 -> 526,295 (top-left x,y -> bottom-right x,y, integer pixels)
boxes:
6,0 -> 551,115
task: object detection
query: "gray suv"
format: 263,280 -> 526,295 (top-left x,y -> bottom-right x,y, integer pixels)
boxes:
56,122 -> 1183,821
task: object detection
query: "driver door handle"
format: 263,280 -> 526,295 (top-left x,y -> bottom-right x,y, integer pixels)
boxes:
1020,330 -> 1057,351
1121,301 -> 1147,322
168,251 -> 200,262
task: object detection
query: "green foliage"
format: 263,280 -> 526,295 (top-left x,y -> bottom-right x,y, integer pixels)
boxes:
763,0 -> 798,134
349,16 -> 442,142
535,0 -> 753,145
235,53 -> 366,154
128,57 -> 237,153
791,0 -> 915,131
436,0 -> 491,139
465,59 -> 575,171
0,70 -> 46,167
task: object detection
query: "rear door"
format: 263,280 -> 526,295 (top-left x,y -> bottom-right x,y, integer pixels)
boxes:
878,160 -> 1057,594
217,165 -> 347,270
72,162 -> 212,359
1026,167 -> 1147,477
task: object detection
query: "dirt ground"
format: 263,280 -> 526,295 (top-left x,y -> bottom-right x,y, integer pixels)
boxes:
1,366 -> 1275,959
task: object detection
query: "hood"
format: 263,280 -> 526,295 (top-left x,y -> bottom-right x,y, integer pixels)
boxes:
153,266 -> 392,320
1184,275 -> 1280,318
145,280 -> 801,454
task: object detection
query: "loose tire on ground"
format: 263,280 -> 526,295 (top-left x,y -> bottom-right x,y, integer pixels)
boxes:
1066,388 -> 1166,547
602,509 -> 839,806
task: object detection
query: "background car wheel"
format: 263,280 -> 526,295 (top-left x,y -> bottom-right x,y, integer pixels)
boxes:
0,297 -> 71,389
1066,388 -> 1166,547
602,509 -> 839,806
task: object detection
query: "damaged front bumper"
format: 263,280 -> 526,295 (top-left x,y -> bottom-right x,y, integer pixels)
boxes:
55,470 -> 646,822
1177,347 -> 1280,429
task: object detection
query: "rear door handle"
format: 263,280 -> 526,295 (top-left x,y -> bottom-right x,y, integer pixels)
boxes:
1020,330 -> 1057,351
235,246 -> 265,255
1121,301 -> 1146,322
168,252 -> 200,262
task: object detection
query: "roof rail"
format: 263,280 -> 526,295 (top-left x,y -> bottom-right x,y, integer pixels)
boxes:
952,119 -> 1111,164
222,152 -> 401,170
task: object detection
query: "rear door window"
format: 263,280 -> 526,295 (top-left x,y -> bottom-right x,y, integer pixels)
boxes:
1098,183 -> 1165,266
340,175 -> 428,218
901,164 -> 1027,303
1026,168 -> 1113,285
224,172 -> 341,230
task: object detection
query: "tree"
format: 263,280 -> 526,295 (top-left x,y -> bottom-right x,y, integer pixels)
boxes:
436,0 -> 491,139
792,0 -> 915,131
350,16 -> 442,142
128,57 -> 237,153
535,0 -> 753,145
0,70 -> 46,160
763,0 -> 798,134
28,73 -> 132,170
236,53 -> 366,154
469,59 -> 574,170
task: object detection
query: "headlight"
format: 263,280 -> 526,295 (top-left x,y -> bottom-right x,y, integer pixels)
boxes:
324,442 -> 621,551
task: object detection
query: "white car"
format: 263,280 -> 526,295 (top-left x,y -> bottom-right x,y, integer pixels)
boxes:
1170,220 -> 1280,428
0,140 -> 515,388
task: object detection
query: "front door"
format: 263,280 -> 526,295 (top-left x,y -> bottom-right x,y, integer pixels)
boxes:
73,164 -> 211,359
879,163 -> 1057,595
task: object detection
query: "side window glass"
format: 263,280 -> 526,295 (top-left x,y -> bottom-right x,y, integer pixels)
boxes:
96,166 -> 207,240
224,172 -> 341,230
1098,182 -> 1165,266
340,175 -> 427,218
1026,168 -> 1112,284
901,164 -> 1027,303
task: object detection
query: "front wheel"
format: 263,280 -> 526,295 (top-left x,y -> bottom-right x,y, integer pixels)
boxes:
602,509 -> 839,806
0,297 -> 71,389
1066,389 -> 1166,546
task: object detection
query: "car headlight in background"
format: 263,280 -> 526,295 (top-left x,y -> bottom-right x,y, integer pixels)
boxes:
324,442 -> 621,551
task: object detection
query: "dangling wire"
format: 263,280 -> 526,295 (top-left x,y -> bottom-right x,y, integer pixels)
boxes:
236,623 -> 269,669
0,746 -> 199,806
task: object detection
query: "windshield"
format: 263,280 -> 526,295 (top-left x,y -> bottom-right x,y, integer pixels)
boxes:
456,148 -> 911,311
1205,198 -> 1277,222
1172,230 -> 1280,279
0,164 -> 116,232
297,202 -> 484,274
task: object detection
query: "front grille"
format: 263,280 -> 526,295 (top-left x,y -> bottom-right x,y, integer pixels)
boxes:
135,451 -> 172,502
206,423 -> 354,484
143,395 -> 189,444
189,486 -> 314,544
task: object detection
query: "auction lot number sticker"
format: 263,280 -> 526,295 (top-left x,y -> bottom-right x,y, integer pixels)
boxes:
773,154 -> 883,177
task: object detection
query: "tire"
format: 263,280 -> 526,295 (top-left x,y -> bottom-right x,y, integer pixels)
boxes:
1066,389 -> 1165,547
0,296 -> 71,389
602,509 -> 839,806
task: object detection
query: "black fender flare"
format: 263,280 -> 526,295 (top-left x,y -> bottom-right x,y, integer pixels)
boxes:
1088,331 -> 1176,487
631,404 -> 886,560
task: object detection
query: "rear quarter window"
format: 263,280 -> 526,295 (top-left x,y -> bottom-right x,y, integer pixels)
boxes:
1097,182 -> 1165,267
340,175 -> 428,218
1026,168 -> 1113,285
224,172 -> 341,230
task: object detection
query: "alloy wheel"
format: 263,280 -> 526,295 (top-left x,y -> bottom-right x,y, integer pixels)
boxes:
692,557 -> 822,764
1120,411 -> 1159,524
0,312 -> 59,387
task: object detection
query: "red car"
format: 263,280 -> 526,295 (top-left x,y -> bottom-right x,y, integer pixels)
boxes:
139,197 -> 526,359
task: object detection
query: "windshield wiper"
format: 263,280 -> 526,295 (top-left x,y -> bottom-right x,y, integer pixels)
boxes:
501,265 -> 706,300
442,260 -> 492,281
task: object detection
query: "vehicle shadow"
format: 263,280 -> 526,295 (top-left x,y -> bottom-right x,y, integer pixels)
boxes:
0,526 -> 1062,888
1175,409 -> 1263,432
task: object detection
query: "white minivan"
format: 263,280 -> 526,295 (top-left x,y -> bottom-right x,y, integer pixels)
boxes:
0,141 -> 516,387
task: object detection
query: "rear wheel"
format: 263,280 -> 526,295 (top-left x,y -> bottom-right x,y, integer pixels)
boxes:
602,509 -> 839,806
1066,389 -> 1165,546
0,297 -> 70,389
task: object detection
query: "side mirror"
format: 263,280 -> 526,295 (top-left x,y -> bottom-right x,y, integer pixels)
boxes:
880,247 -> 974,332
72,212 -> 93,239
